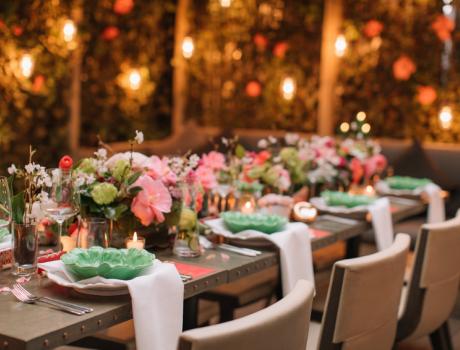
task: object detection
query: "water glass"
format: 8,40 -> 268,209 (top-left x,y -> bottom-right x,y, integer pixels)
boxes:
0,176 -> 12,233
77,217 -> 109,248
12,222 -> 38,276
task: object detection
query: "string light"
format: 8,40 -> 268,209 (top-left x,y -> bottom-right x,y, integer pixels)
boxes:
281,76 -> 296,100
182,36 -> 194,59
335,34 -> 347,57
439,106 -> 453,129
340,122 -> 350,133
356,111 -> 366,122
128,69 -> 142,90
361,123 -> 371,134
19,54 -> 34,78
219,0 -> 232,7
62,19 -> 77,43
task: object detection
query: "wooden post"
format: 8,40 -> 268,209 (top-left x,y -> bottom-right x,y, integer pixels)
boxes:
172,0 -> 190,137
317,0 -> 343,136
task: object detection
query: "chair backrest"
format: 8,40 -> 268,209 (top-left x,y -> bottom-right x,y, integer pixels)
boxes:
318,233 -> 410,350
177,280 -> 314,350
397,216 -> 460,341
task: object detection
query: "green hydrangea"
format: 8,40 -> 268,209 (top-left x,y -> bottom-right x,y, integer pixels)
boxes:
280,147 -> 299,163
262,166 -> 278,186
113,159 -> 130,182
91,183 -> 118,205
78,158 -> 96,174
179,207 -> 197,231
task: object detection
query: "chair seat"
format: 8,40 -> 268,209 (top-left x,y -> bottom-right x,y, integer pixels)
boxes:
306,321 -> 321,350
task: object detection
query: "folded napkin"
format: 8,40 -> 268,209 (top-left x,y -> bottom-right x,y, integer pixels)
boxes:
425,183 -> 445,224
39,260 -> 183,350
369,198 -> 394,251
206,219 -> 314,295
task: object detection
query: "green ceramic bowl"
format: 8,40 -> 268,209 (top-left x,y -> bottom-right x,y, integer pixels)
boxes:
321,190 -> 376,208
221,211 -> 287,234
385,176 -> 431,190
61,247 -> 154,280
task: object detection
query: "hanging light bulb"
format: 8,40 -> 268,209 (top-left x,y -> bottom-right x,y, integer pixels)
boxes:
63,19 -> 77,42
182,36 -> 194,59
340,122 -> 350,133
335,34 -> 347,57
19,54 -> 34,78
356,111 -> 366,122
220,0 -> 232,7
281,76 -> 296,100
439,106 -> 453,129
128,69 -> 142,90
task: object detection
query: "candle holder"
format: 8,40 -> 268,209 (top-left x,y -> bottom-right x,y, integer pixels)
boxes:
125,232 -> 145,250
292,202 -> 318,223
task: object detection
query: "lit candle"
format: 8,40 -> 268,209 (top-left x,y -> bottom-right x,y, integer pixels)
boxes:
63,19 -> 77,43
182,36 -> 194,59
439,106 -> 453,129
128,69 -> 142,90
20,54 -> 34,78
281,76 -> 296,100
364,185 -> 375,196
335,34 -> 347,57
61,235 -> 76,252
293,202 -> 317,223
126,232 -> 145,250
240,200 -> 255,214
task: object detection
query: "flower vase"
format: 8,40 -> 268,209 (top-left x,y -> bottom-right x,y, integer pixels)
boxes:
12,222 -> 39,276
108,218 -> 132,248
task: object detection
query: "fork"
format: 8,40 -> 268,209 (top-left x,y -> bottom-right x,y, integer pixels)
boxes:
14,284 -> 93,313
11,285 -> 85,316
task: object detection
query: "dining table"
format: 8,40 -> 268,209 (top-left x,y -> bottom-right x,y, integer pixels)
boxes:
0,195 -> 427,350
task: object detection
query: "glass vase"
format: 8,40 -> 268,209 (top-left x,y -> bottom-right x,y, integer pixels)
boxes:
12,222 -> 39,276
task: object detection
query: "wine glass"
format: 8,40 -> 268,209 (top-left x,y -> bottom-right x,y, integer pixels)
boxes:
40,169 -> 79,251
76,217 -> 109,249
0,176 -> 12,237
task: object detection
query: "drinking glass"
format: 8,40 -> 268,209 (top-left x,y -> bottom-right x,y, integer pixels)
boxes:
76,217 -> 109,248
12,222 -> 38,276
40,169 -> 80,251
0,177 -> 12,238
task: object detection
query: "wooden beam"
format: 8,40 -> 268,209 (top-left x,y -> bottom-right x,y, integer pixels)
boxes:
317,0 -> 343,136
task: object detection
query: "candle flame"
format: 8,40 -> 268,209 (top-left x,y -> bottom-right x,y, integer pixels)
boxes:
133,232 -> 138,242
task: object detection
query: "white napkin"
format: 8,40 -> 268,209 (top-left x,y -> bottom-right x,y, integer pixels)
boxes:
0,236 -> 12,251
369,198 -> 394,251
39,260 -> 183,350
205,219 -> 314,295
424,183 -> 445,224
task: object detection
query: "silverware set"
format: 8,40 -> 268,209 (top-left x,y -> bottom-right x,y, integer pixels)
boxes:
11,283 -> 93,316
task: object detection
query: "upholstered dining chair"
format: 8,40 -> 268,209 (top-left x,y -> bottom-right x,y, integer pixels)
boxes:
396,215 -> 460,350
177,279 -> 314,350
307,233 -> 411,350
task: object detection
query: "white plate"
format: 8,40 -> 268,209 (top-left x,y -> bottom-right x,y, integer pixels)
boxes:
310,197 -> 370,214
74,286 -> 129,296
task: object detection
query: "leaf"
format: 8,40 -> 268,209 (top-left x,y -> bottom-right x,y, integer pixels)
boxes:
235,144 -> 246,159
12,192 -> 25,224
126,172 -> 142,186
128,186 -> 143,196
103,204 -> 128,221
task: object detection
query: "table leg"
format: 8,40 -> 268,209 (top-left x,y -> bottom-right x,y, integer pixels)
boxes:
183,296 -> 198,331
345,235 -> 361,258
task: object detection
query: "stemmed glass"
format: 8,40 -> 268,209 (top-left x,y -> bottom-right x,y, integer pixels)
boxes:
40,169 -> 79,251
0,176 -> 12,236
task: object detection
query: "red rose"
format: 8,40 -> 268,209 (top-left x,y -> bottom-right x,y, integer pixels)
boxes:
363,20 -> 383,38
253,33 -> 268,50
32,75 -> 45,93
393,55 -> 416,81
59,155 -> 73,170
431,15 -> 454,41
416,86 -> 437,106
273,42 -> 289,58
12,25 -> 23,36
245,81 -> 262,97
113,0 -> 134,15
102,26 -> 120,40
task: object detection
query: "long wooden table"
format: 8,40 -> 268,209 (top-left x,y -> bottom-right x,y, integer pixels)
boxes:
0,196 -> 426,350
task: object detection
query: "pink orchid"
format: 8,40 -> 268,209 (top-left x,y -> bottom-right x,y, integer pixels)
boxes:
146,156 -> 177,186
131,175 -> 172,226
195,165 -> 217,191
365,154 -> 387,179
200,151 -> 226,170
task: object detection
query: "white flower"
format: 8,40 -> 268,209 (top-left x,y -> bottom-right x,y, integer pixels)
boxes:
7,164 -> 17,175
94,148 -> 108,159
25,163 -> 35,174
189,154 -> 200,168
268,136 -> 277,144
285,133 -> 299,145
257,139 -> 268,149
221,137 -> 229,146
134,130 -> 144,144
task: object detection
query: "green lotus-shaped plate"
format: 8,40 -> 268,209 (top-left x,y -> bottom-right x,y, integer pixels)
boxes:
385,176 -> 432,190
61,247 -> 154,280
221,211 -> 287,234
321,190 -> 376,208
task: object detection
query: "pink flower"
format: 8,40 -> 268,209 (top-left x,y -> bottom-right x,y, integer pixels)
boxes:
431,15 -> 454,42
146,156 -> 177,186
131,175 -> 172,226
253,33 -> 268,50
113,0 -> 134,14
200,151 -> 225,170
393,55 -> 416,81
246,81 -> 262,97
416,86 -> 437,106
195,165 -> 217,191
364,154 -> 387,179
363,20 -> 383,38
350,158 -> 364,184
102,26 -> 120,40
273,42 -> 289,58
254,150 -> 271,165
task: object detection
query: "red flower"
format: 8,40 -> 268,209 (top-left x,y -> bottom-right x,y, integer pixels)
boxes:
59,155 -> 73,170
273,42 -> 289,58
12,25 -> 23,36
102,26 -> 120,40
253,33 -> 268,50
350,158 -> 364,184
393,55 -> 416,81
431,15 -> 454,41
113,0 -> 134,15
254,151 -> 271,165
416,86 -> 437,106
363,20 -> 383,38
245,80 -> 262,97
32,75 -> 45,93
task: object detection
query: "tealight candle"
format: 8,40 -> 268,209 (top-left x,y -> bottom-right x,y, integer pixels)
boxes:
364,185 -> 375,196
293,202 -> 318,223
61,236 -> 76,252
126,232 -> 145,250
